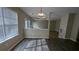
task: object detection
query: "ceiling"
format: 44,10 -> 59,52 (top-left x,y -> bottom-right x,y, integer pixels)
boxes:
20,7 -> 79,20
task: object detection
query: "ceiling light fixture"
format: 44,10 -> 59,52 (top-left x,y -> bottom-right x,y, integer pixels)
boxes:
37,7 -> 45,17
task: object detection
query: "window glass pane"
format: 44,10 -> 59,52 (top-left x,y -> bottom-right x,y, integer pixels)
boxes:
25,20 -> 28,29
25,19 -> 31,29
33,20 -> 48,29
0,17 -> 4,42
4,18 -> 18,38
3,8 -> 17,19
0,8 -> 2,17
0,7 -> 18,42
3,8 -> 18,39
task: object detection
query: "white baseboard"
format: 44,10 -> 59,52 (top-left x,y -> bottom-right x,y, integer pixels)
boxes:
25,37 -> 49,39
61,37 -> 76,42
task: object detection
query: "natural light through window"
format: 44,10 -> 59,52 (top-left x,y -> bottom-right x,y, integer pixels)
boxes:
0,7 -> 18,43
25,18 -> 48,30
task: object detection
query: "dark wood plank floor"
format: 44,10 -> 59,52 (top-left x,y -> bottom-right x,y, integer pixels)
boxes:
47,38 -> 79,51
12,38 -> 79,51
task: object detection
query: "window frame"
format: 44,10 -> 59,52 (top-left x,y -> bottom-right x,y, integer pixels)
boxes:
0,7 -> 19,43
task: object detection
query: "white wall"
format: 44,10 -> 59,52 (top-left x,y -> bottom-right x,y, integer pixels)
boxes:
24,29 -> 49,38
55,19 -> 60,32
59,14 -> 69,38
70,14 -> 79,41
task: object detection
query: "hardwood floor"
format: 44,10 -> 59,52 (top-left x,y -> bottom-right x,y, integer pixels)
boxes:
12,38 -> 79,51
47,38 -> 79,51
13,38 -> 49,51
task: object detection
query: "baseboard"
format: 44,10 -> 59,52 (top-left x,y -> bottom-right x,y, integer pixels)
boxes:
70,38 -> 76,42
61,37 -> 76,42
24,37 -> 49,39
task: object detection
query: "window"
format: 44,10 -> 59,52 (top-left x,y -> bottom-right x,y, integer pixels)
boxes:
25,18 -> 48,29
25,18 -> 31,29
0,8 -> 18,43
0,8 -> 4,42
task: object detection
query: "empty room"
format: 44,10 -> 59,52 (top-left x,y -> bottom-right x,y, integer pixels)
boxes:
0,7 -> 79,51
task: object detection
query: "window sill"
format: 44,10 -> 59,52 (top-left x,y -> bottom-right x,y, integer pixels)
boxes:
0,34 -> 19,44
